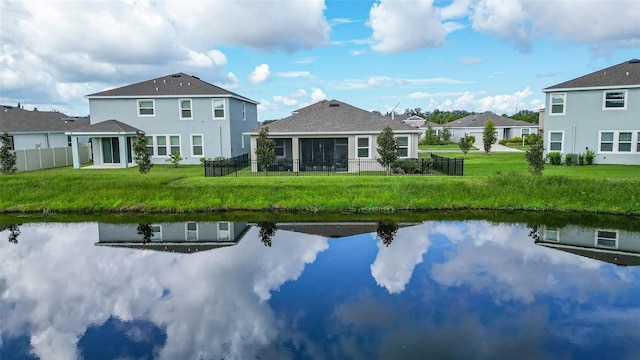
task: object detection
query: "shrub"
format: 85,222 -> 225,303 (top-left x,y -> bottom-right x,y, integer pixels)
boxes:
585,149 -> 596,165
524,132 -> 545,176
549,151 -> 562,165
578,153 -> 585,166
0,132 -> 17,174
165,151 -> 183,168
458,134 -> 473,157
132,131 -> 152,174
199,157 -> 212,166
482,119 -> 497,153
565,153 -> 573,166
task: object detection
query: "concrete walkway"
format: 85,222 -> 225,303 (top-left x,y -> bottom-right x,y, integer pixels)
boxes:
419,143 -> 524,153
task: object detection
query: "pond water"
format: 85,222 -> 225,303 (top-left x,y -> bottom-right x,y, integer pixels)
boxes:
1,214 -> 639,360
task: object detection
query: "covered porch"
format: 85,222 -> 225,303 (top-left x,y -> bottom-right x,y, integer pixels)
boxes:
66,120 -> 141,169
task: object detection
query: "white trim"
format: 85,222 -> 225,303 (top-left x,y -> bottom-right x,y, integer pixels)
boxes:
598,130 -> 638,154
179,98 -> 193,120
185,222 -> 198,241
242,103 -> 246,121
137,99 -> 155,117
548,131 -> 564,153
86,94 -> 260,105
542,84 -> 640,92
355,135 -> 371,159
602,90 -> 628,110
243,130 -> 422,136
395,135 -> 410,158
548,93 -> 566,116
595,229 -> 618,249
190,134 -> 204,157
212,98 -> 226,120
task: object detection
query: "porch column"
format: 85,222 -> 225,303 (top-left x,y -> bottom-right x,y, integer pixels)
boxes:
70,135 -> 81,169
250,136 -> 258,172
118,135 -> 128,168
291,137 -> 299,172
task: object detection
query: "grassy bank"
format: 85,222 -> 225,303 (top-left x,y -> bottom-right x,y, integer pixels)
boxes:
1,152 -> 639,215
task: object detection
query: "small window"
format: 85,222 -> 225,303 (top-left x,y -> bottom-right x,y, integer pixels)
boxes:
145,136 -> 154,155
637,132 -> 640,152
396,136 -> 409,157
356,137 -> 369,158
550,93 -> 565,115
618,132 -> 632,152
180,99 -> 192,119
549,132 -> 563,152
170,136 -> 180,155
600,132 -> 614,152
595,230 -> 618,248
150,224 -> 162,240
191,135 -> 203,157
274,138 -> 285,157
603,90 -> 627,110
186,222 -> 198,241
213,99 -> 225,119
544,227 -> 559,242
6,135 -> 15,150
522,128 -> 530,137
242,103 -> 246,121
67,135 -> 72,147
157,136 -> 167,156
138,100 -> 155,116
218,222 -> 231,241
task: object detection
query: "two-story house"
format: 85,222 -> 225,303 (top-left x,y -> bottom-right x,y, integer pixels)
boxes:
67,73 -> 258,168
542,59 -> 640,165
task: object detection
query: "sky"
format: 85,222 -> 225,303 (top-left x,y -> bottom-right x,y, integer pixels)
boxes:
1,0 -> 639,121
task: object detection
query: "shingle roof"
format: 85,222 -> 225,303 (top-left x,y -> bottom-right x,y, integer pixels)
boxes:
0,106 -> 89,133
446,112 -> 534,128
543,59 -> 640,91
86,73 -> 258,104
250,100 -> 422,134
67,119 -> 141,134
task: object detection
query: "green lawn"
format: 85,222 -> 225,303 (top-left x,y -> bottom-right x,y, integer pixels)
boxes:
419,144 -> 478,150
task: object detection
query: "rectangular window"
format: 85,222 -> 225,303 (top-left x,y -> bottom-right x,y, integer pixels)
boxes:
6,135 -> 15,150
150,224 -> 162,241
549,132 -> 563,152
156,136 -> 167,156
170,136 -> 180,155
191,135 -> 203,157
274,138 -> 285,157
544,227 -> 559,242
242,103 -> 246,121
595,230 -> 618,248
218,222 -> 231,241
180,99 -> 192,119
618,132 -> 632,152
145,136 -> 154,155
550,93 -> 565,115
637,132 -> 640,152
522,128 -> 530,137
356,137 -> 369,158
213,99 -> 225,119
186,222 -> 198,241
600,132 -> 614,152
396,136 -> 409,157
603,90 -> 627,110
138,99 -> 155,116
147,135 -> 180,156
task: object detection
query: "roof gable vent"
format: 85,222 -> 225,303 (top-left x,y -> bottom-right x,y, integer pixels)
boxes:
629,59 -> 640,64
329,103 -> 340,107
171,74 -> 182,78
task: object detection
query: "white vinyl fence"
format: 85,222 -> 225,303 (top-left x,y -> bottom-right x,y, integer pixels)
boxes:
12,145 -> 91,172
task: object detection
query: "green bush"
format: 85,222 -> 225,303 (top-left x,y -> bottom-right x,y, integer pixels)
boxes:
549,151 -> 562,165
565,153 -> 573,166
578,153 -> 585,166
499,136 -> 524,145
585,149 -> 596,165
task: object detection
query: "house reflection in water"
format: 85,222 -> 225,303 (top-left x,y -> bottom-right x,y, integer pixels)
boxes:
95,222 -> 251,254
537,225 -> 640,266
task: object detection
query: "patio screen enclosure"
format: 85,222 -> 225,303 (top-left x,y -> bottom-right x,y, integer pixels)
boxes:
298,138 -> 348,171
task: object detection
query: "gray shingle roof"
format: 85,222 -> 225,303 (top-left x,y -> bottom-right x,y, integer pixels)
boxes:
446,112 -> 534,128
0,106 -> 89,133
67,119 -> 141,134
86,73 -> 258,104
543,59 -> 640,91
251,100 -> 422,134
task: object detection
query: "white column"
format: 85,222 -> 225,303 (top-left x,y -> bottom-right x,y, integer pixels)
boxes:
119,135 -> 128,168
71,135 -> 81,169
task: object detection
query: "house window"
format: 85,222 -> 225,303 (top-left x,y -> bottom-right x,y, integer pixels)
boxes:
213,99 -> 225,119
138,99 -> 155,116
180,99 -> 192,119
544,227 -> 559,242
185,222 -> 198,241
157,136 -> 167,156
145,136 -> 154,155
618,132 -> 632,152
550,93 -> 566,115
603,90 -> 627,110
356,137 -> 370,158
170,136 -> 180,155
549,132 -> 563,152
599,131 -> 637,153
637,132 -> 640,152
522,128 -> 530,137
595,230 -> 618,248
5,135 -> 15,150
150,224 -> 162,241
218,222 -> 231,241
274,138 -> 285,157
191,135 -> 203,157
147,135 -> 180,156
242,103 -> 246,121
396,136 -> 409,157
600,132 -> 614,152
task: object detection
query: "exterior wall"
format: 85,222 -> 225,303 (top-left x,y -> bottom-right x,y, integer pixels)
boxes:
10,132 -> 69,149
543,87 -> 640,165
449,126 -> 538,143
541,225 -> 640,253
89,96 -> 257,164
97,222 -> 249,243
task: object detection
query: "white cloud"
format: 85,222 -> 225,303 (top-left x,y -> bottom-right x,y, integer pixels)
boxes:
368,0 -> 448,53
249,64 -> 271,84
220,72 -> 240,90
277,71 -> 311,78
368,76 -> 474,88
426,87 -> 543,114
310,87 -> 327,103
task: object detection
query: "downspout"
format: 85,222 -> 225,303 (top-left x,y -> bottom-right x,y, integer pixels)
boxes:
572,123 -> 576,155
219,125 -> 223,157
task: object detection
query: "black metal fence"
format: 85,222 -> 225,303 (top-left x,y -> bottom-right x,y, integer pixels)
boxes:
204,153 -> 463,177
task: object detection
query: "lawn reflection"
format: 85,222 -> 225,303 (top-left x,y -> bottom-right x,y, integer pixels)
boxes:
1,214 -> 639,359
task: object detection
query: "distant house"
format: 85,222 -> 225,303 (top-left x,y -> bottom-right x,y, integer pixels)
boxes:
542,59 -> 640,165
437,111 -> 539,144
393,114 -> 440,139
67,73 -> 259,168
244,100 -> 422,173
0,105 -> 89,150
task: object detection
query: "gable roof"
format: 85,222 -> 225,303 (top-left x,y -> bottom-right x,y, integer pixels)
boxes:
446,112 -> 535,128
86,73 -> 258,104
66,119 -> 141,134
249,100 -> 422,134
0,105 -> 89,133
543,59 -> 640,92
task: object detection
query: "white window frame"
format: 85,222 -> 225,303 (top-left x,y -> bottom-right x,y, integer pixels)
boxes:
395,135 -> 410,158
179,99 -> 193,120
191,134 -> 204,157
521,128 -> 530,137
549,93 -> 566,116
356,136 -> 371,158
147,135 -> 181,157
242,103 -> 246,121
185,222 -> 198,241
212,99 -> 226,120
602,90 -> 627,110
595,229 -> 618,249
637,131 -> 640,153
137,99 -> 155,117
548,131 -> 564,153
218,222 -> 231,241
543,226 -> 559,242
150,224 -> 162,241
598,130 -> 638,154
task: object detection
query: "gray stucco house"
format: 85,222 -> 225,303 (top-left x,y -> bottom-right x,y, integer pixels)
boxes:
436,111 -> 538,144
245,100 -> 422,173
67,73 -> 259,168
542,59 -> 640,165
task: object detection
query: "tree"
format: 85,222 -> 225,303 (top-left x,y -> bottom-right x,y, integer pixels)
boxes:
0,132 -> 17,174
376,125 -> 398,175
441,126 -> 452,145
257,222 -> 277,247
421,125 -> 439,145
132,131 -> 153,174
482,119 -> 497,153
458,133 -> 473,157
256,127 -> 276,176
525,131 -> 545,176
376,221 -> 398,247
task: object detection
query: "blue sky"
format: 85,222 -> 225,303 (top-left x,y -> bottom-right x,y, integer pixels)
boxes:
1,0 -> 638,121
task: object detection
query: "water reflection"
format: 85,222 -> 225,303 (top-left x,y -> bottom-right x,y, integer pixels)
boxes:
1,217 -> 639,359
